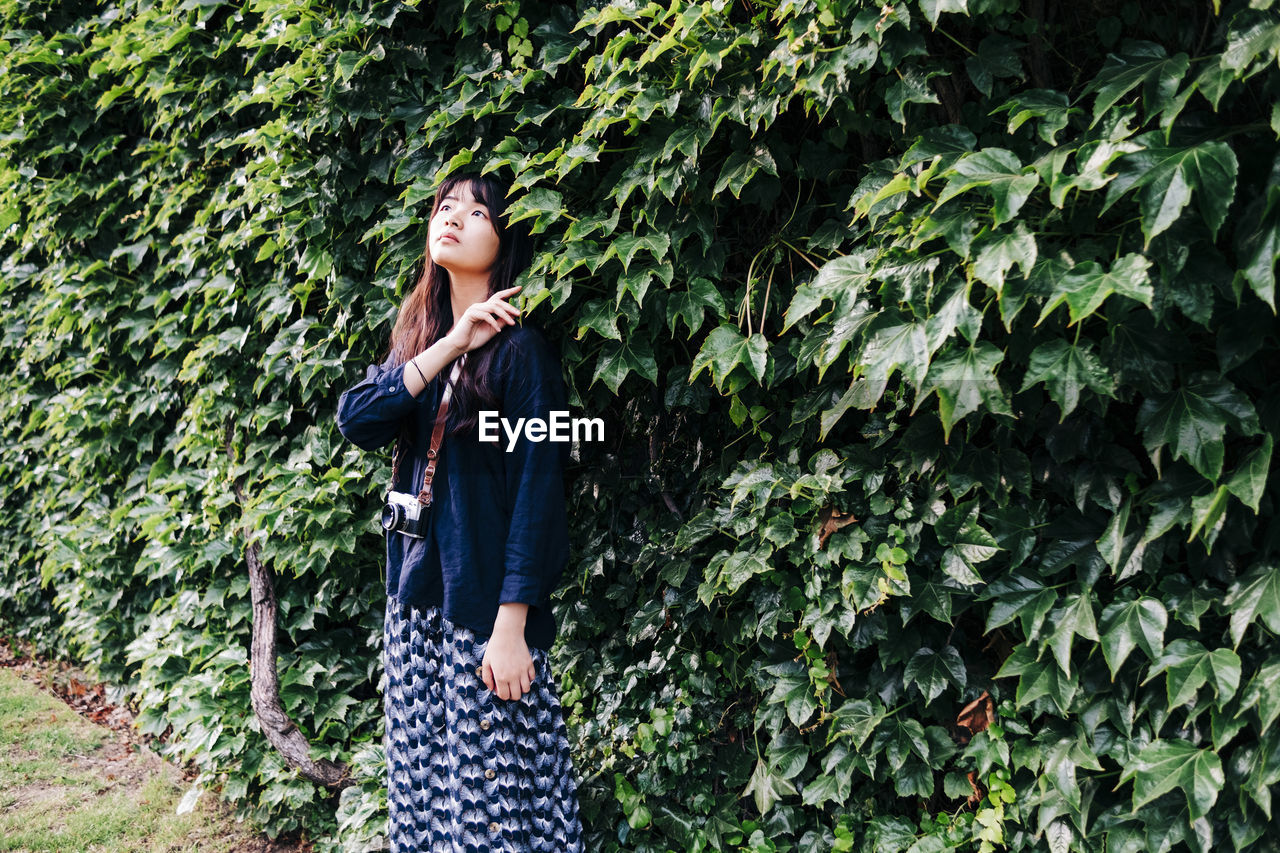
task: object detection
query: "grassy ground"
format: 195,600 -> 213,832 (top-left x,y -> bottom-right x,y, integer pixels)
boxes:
0,667 -> 293,853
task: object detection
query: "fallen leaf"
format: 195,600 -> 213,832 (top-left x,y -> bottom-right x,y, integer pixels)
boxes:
966,771 -> 985,804
818,505 -> 858,549
955,690 -> 994,741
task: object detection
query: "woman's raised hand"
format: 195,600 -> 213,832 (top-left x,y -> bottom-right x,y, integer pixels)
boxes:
443,285 -> 522,355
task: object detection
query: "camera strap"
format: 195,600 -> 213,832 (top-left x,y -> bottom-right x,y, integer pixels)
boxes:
387,354 -> 466,507
417,355 -> 466,506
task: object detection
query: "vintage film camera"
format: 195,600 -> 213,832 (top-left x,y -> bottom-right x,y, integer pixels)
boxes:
381,490 -> 431,539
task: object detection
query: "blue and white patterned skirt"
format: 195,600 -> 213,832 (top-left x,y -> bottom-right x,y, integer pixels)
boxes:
383,600 -> 584,852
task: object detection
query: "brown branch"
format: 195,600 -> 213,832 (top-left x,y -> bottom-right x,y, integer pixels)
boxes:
1027,0 -> 1053,90
231,472 -> 350,789
936,73 -> 965,126
649,431 -> 680,516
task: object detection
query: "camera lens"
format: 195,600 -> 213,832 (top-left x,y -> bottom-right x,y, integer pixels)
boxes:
380,502 -> 403,531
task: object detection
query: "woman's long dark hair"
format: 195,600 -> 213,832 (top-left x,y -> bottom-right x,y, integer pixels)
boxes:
384,172 -> 533,441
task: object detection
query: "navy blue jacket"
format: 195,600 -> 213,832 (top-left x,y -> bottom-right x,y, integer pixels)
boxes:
335,324 -> 570,651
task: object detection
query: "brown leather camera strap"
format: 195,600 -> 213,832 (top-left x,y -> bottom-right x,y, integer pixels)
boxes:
417,355 -> 465,506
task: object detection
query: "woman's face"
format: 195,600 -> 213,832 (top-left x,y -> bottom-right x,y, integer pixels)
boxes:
427,181 -> 501,279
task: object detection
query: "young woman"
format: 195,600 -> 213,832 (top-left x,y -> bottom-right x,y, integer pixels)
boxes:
335,172 -> 584,852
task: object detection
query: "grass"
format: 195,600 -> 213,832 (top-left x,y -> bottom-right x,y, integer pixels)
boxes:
0,668 -> 276,852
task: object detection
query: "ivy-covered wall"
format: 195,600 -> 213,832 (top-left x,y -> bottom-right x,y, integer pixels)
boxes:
2,0 -> 1279,850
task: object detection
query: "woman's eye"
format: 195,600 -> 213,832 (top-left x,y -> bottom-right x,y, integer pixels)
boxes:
472,209 -> 486,218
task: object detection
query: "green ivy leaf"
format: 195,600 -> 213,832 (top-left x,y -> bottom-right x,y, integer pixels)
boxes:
607,231 -> 671,273
1020,338 -> 1115,418
973,222 -> 1037,294
935,502 -> 1001,584
1187,484 -> 1230,545
576,297 -> 622,341
884,66 -> 944,124
893,757 -> 936,799
592,337 -> 658,392
918,0 -> 968,27
1144,639 -> 1242,708
799,769 -> 844,808
1137,376 -> 1259,481
713,145 -> 777,198
964,34 -> 1024,98
918,342 -> 1012,440
982,574 -> 1057,639
507,187 -> 566,234
783,254 -> 874,331
827,698 -> 884,750
614,773 -> 653,829
765,662 -> 819,727
903,645 -> 966,702
1037,253 -> 1153,326
1103,135 -> 1238,244
1120,739 -> 1225,821
1223,563 -> 1280,648
716,547 -> 772,594
1099,597 -> 1167,678
1221,13 -> 1280,77
1234,161 -> 1280,310
993,89 -> 1073,144
1236,661 -> 1280,736
912,208 -> 979,259
690,325 -> 769,389
766,728 -> 810,781
857,318 -> 931,391
1044,594 -> 1100,676
666,278 -> 726,336
936,148 -> 1040,227
1083,45 -> 1190,129
996,645 -> 1077,714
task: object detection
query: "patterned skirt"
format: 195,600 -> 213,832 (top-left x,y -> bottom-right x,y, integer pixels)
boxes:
383,600 -> 584,852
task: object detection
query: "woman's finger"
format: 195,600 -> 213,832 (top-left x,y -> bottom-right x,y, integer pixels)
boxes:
473,303 -> 513,324
486,304 -> 517,326
466,305 -> 502,331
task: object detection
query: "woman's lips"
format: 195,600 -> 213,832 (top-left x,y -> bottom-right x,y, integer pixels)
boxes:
439,233 -> 459,243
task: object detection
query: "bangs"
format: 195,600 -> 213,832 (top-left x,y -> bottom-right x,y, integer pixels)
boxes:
435,174 -> 504,225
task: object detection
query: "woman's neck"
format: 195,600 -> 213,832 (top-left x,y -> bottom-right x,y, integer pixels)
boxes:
449,273 -> 491,326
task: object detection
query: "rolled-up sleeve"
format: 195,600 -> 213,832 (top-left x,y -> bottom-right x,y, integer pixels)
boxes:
335,355 -> 424,451
498,331 -> 570,608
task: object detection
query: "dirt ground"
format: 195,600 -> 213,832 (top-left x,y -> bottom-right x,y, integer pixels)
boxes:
0,638 -> 312,853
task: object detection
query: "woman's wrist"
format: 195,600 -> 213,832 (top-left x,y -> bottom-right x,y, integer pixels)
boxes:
494,602 -> 529,635
433,335 -> 465,361
403,338 -> 464,397
417,338 -> 462,365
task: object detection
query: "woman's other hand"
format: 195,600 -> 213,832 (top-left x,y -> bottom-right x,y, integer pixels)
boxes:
480,628 -> 536,701
444,285 -> 522,355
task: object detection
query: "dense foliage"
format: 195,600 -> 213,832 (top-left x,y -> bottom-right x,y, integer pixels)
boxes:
2,0 -> 1279,849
